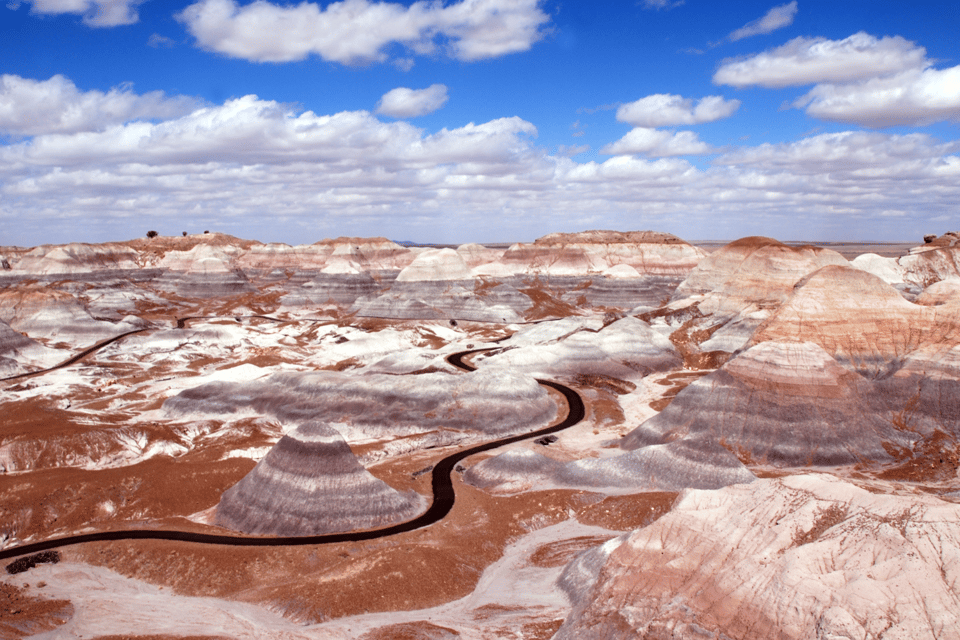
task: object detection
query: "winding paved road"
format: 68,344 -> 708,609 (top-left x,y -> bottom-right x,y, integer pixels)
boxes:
1,332 -> 585,562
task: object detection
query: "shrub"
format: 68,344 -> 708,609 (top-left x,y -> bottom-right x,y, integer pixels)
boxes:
146,230 -> 158,238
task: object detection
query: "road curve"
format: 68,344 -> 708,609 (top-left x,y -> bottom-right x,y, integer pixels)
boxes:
1,345 -> 584,561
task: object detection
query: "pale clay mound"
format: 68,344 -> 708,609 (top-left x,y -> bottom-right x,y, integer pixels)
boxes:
489,230 -> 705,278
163,367 -> 557,443
464,437 -> 755,494
9,242 -> 141,275
0,285 -> 144,345
472,315 -> 680,378
621,339 -> 960,468
662,236 -> 851,356
215,421 -> 425,536
0,319 -> 64,376
396,248 -> 471,282
555,474 -> 960,640
751,264 -> 960,377
6,231 -> 960,639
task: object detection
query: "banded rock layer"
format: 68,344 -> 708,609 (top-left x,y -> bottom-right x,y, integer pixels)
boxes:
555,474 -> 960,640
751,265 -> 960,377
464,438 -> 754,494
215,421 -> 424,536
622,339 -> 960,471
473,315 -> 680,378
164,368 -> 557,442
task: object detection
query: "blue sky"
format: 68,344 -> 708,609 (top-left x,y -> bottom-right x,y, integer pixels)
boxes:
2,0 -> 959,246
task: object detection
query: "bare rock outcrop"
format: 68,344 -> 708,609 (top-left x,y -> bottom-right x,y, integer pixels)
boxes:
215,421 -> 425,536
9,242 -> 141,276
555,474 -> 960,640
396,248 -> 471,282
675,236 -> 848,309
485,230 -> 704,277
750,265 -> 960,377
0,285 -> 142,345
164,367 -> 557,442
641,237 -> 852,361
621,341 -> 914,467
465,437 -> 754,494
353,281 -> 526,322
157,243 -> 253,298
0,319 -> 62,376
472,315 -> 680,379
916,278 -> 960,306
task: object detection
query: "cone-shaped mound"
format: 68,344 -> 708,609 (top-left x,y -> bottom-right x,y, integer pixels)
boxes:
396,248 -> 471,281
215,421 -> 425,536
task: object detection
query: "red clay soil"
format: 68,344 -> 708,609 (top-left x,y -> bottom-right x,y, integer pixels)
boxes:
359,621 -> 462,639
0,582 -> 74,639
92,636 -> 231,640
529,535 -> 616,568
877,430 -> 960,482
518,285 -> 581,321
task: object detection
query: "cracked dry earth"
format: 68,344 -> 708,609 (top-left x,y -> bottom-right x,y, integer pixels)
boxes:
3,230 -> 960,639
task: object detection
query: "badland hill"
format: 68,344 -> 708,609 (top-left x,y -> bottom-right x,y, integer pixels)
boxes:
2,230 -> 960,639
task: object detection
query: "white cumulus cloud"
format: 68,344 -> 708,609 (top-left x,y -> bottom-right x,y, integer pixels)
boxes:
376,84 -> 448,118
3,74 -> 960,246
641,0 -> 684,9
0,74 -> 202,137
715,31 -> 960,127
616,94 -> 740,127
797,65 -> 960,127
728,1 -> 797,42
600,128 -> 714,157
177,0 -> 551,64
19,0 -> 143,26
714,32 -> 927,88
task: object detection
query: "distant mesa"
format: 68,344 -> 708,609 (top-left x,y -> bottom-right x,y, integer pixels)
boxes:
396,248 -> 471,282
215,421 -> 425,536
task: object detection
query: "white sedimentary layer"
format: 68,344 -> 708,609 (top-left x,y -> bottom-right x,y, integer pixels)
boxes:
555,474 -> 960,640
157,243 -> 240,274
465,437 -> 755,494
474,316 -> 679,379
0,286 -> 144,345
0,319 -> 64,376
164,366 -> 557,442
396,248 -> 471,281
751,265 -> 960,376
917,277 -> 960,306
